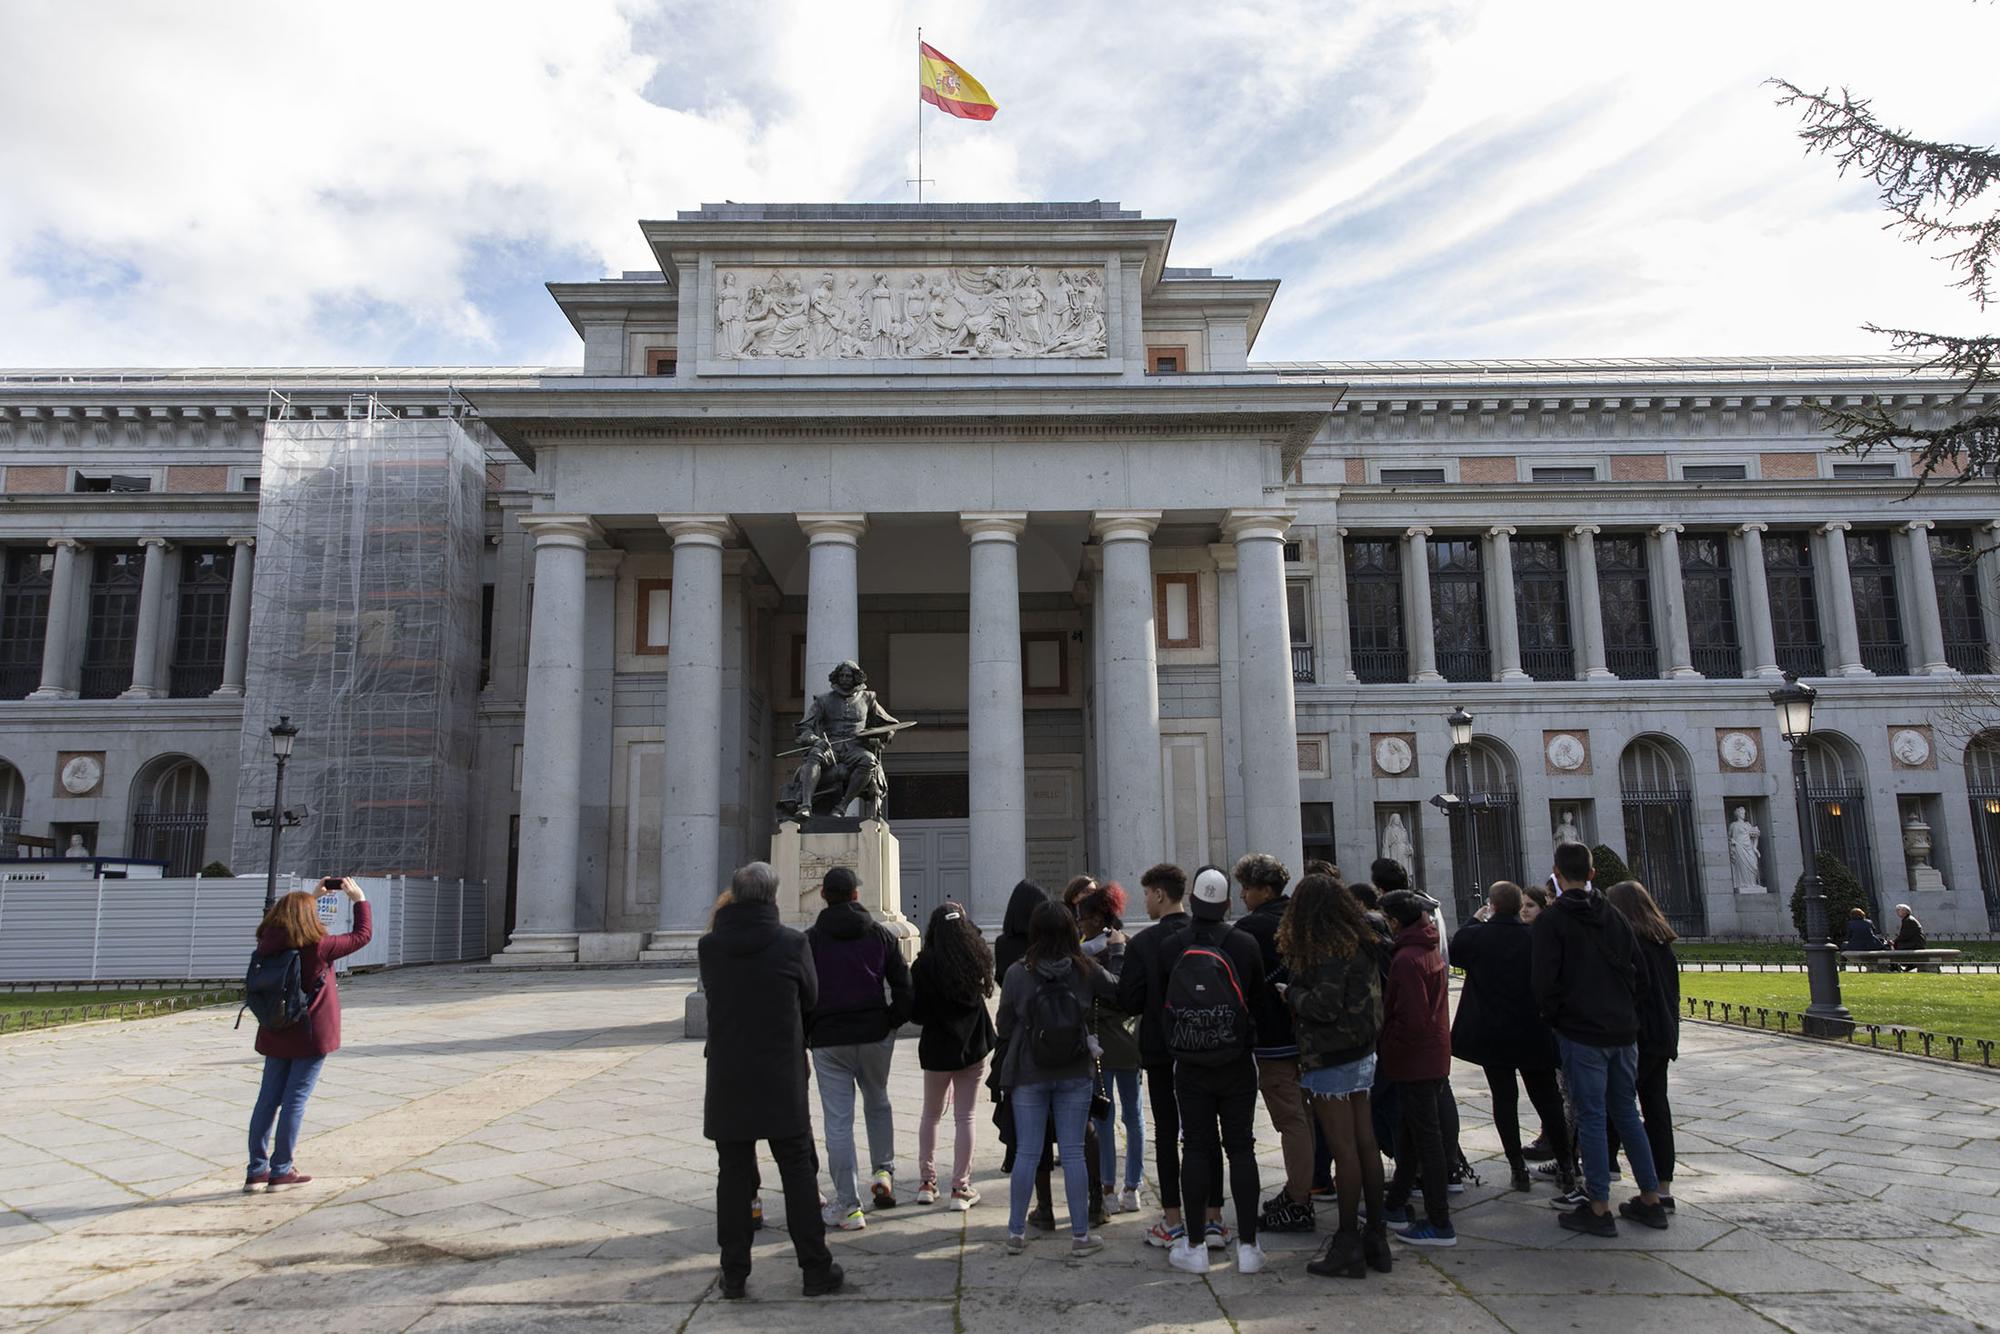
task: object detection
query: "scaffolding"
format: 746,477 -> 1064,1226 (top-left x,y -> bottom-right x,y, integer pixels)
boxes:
232,398 -> 484,880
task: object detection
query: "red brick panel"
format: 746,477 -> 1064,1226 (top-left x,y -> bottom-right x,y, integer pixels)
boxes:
3,465 -> 67,493
1610,454 -> 1668,481
166,465 -> 229,493
1758,452 -> 1818,479
1459,456 -> 1519,484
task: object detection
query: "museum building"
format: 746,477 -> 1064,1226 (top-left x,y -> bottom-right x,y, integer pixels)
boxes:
1,201 -> 1997,961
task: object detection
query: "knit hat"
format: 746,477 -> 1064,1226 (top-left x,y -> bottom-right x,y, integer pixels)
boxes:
1189,865 -> 1231,920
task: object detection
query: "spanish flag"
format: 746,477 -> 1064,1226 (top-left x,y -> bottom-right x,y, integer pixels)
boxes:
919,42 -> 997,121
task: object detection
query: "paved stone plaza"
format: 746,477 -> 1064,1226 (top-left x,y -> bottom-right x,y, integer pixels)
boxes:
2,967 -> 1996,1332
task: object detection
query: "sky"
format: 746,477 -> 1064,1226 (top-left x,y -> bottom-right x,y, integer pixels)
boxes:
1,0 -> 1996,369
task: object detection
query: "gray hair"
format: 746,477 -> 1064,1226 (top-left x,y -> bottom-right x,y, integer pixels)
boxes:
731,861 -> 779,905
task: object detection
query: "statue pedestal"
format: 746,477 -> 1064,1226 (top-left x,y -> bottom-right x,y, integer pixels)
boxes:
775,818 -> 919,961
1909,863 -> 1949,893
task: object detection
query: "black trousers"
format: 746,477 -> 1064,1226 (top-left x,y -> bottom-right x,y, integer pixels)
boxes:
1484,1064 -> 1570,1171
1607,1050 -> 1675,1182
1144,1062 -> 1222,1215
1384,1076 -> 1450,1228
1175,1057 -> 1261,1243
716,1133 -> 833,1284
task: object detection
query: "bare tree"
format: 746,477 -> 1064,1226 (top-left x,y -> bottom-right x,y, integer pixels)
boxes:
1771,80 -> 2000,489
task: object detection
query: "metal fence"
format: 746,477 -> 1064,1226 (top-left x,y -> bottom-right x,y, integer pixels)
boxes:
0,874 -> 487,983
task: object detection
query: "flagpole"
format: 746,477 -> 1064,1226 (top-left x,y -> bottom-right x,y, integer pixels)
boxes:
915,27 -> 924,204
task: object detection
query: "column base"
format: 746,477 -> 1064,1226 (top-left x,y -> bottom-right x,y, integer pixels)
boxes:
1920,662 -> 1955,677
640,930 -> 703,965
1496,669 -> 1532,683
1833,665 -> 1874,678
1752,665 -> 1786,680
25,687 -> 76,701
1413,670 -> 1444,683
210,684 -> 245,699
1668,667 -> 1702,680
490,932 -> 580,966
118,686 -> 162,700
1582,668 -> 1618,682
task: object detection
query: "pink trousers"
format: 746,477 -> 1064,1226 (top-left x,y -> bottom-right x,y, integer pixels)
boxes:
916,1059 -> 986,1192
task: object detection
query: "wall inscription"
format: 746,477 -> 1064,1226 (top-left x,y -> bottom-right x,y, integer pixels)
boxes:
713,265 -> 1108,360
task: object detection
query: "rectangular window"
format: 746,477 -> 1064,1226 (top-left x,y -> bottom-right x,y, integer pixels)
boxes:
1513,536 -> 1573,681
80,547 -> 143,699
1932,527 -> 1988,674
1680,532 -> 1741,677
1596,535 -> 1658,680
479,583 -> 496,689
1301,801 -> 1338,866
1764,532 -> 1825,677
0,548 -> 54,700
1156,573 -> 1199,648
1831,462 -> 1897,479
1282,540 -> 1303,564
168,546 -> 233,698
1287,580 -> 1314,683
1429,537 -> 1490,682
239,476 -> 261,493
1682,464 -> 1748,481
1847,531 -> 1908,675
1147,346 -> 1187,374
1345,538 -> 1406,683
1023,631 -> 1068,695
645,349 -> 677,376
1379,467 -> 1447,485
1529,466 -> 1598,483
635,578 -> 671,655
72,472 -> 153,493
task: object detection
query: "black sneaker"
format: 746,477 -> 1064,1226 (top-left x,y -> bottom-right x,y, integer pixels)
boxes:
1447,1156 -> 1481,1194
1658,1193 -> 1676,1212
1557,1202 -> 1617,1237
1521,1137 -> 1556,1163
1548,1187 -> 1590,1211
1618,1197 -> 1671,1231
1027,1206 -> 1057,1232
803,1263 -> 845,1297
1258,1194 -> 1317,1234
719,1273 -> 747,1300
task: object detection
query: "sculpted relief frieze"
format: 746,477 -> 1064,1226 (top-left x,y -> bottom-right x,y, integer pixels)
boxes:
713,264 -> 1107,360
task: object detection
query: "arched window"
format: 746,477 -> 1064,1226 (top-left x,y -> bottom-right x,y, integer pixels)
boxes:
1443,739 -> 1522,920
130,757 -> 210,876
0,759 -> 23,857
1800,731 -> 1875,904
1965,733 -> 2000,928
1616,736 -> 1705,934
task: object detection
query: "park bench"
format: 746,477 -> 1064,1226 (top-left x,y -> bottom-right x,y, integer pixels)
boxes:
1839,948 -> 1962,973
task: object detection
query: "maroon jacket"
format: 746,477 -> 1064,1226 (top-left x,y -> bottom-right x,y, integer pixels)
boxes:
253,901 -> 373,1060
1377,917 -> 1450,1083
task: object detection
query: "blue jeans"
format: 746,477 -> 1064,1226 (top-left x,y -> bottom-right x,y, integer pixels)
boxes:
248,1055 -> 326,1176
1093,1067 -> 1144,1191
812,1038 -> 896,1212
1009,1075 -> 1095,1237
1558,1034 -> 1659,1204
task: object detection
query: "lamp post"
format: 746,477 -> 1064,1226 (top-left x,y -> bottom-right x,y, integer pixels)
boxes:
1770,674 -> 1852,1038
1447,706 -> 1478,917
263,716 -> 298,910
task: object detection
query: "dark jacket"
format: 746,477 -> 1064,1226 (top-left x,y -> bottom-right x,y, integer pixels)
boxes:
1448,914 -> 1558,1072
1156,916 -> 1268,1067
993,881 -> 1046,982
1084,928 -> 1141,1070
699,899 -> 817,1142
805,900 -> 912,1048
1378,918 -> 1449,1083
908,949 -> 997,1073
1235,895 -> 1298,1059
1845,917 -> 1888,951
995,955 -> 1117,1088
1531,887 -> 1642,1048
253,900 -> 373,1060
1116,909 -> 1191,1065
1633,937 -> 1681,1061
1287,937 -> 1383,1072
1894,914 -> 1927,950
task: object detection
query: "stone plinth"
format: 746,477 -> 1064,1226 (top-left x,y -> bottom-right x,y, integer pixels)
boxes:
774,817 -> 919,961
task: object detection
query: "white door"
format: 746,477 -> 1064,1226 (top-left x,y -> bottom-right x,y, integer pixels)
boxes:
895,819 -> 972,926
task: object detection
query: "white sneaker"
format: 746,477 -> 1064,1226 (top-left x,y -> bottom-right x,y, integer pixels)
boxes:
821,1204 -> 866,1230
950,1186 -> 980,1211
1236,1241 -> 1266,1274
915,1180 -> 938,1205
1167,1239 -> 1210,1274
1119,1186 -> 1142,1215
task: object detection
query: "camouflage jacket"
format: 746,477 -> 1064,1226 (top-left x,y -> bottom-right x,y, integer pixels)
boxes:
1286,942 -> 1384,1072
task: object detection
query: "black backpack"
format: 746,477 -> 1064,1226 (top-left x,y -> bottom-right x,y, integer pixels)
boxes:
1166,927 -> 1251,1066
1027,971 -> 1090,1067
237,949 -> 316,1031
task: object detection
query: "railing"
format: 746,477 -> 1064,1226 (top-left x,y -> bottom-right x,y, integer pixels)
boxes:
0,987 -> 237,1035
1858,640 -> 1909,676
129,810 -> 209,877
168,661 -> 224,698
77,663 -> 131,700
1291,645 -> 1314,684
1353,648 -> 1407,684
1684,994 -> 1995,1067
1946,640 -> 1990,675
1521,646 -> 1574,681
1438,648 -> 1491,683
1774,642 -> 1827,677
1605,645 -> 1658,680
1690,644 -> 1742,678
0,815 -> 17,859
0,663 -> 37,700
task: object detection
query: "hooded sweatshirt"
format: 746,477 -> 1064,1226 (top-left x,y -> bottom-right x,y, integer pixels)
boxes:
993,880 -> 1048,981
1378,917 -> 1449,1083
805,899 -> 912,1048
1530,887 -> 1642,1047
995,953 -> 1117,1088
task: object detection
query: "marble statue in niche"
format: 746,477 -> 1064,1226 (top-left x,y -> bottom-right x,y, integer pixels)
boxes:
1379,812 -> 1414,882
718,264 -> 1107,359
1728,807 -> 1764,891
1554,809 -> 1582,850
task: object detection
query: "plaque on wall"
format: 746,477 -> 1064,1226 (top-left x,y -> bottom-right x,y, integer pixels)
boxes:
56,752 -> 106,798
1543,731 -> 1590,775
1889,726 -> 1936,770
1716,729 -> 1762,773
1370,734 -> 1416,778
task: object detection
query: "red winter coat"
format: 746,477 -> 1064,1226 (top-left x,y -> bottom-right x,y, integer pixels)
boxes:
253,901 -> 373,1059
1377,917 -> 1450,1083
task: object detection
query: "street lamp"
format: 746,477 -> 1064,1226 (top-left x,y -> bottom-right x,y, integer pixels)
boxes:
1447,706 -> 1478,917
1769,673 -> 1852,1038
262,716 -> 299,910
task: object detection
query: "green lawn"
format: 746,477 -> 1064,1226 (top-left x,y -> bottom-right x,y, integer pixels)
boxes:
0,987 -> 237,1031
1678,940 -> 2000,965
1681,969 -> 2000,1047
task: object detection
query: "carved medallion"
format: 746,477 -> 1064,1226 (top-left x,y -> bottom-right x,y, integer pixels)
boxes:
1717,730 -> 1760,772
1544,733 -> 1588,773
1372,735 -> 1414,777
57,752 -> 104,797
1890,727 -> 1934,769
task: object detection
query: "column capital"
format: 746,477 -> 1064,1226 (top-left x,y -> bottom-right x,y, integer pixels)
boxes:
1819,520 -> 1853,534
1404,525 -> 1433,540
798,512 -> 868,545
137,536 -> 173,551
1570,524 -> 1601,538
1654,522 -> 1684,536
584,547 -> 626,577
1208,542 -> 1238,572
227,535 -> 256,549
1486,524 -> 1517,539
1902,518 -> 1936,533
1091,509 -> 1161,542
658,513 -> 733,547
960,511 -> 1028,542
1221,507 -> 1296,543
518,513 -> 603,549
1737,522 -> 1768,535
47,536 -> 86,552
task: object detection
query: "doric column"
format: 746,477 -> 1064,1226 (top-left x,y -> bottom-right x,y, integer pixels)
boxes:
963,513 -> 1028,925
798,513 -> 866,694
119,537 -> 173,699
1737,523 -> 1782,679
653,516 -> 731,948
1570,525 -> 1614,681
499,514 -> 600,964
576,547 -> 623,932
1819,521 -> 1870,676
212,537 -> 255,698
1903,520 -> 1952,675
1403,526 -> 1442,682
1487,525 -> 1528,682
28,538 -> 85,700
1092,510 -> 1165,892
1210,542 -> 1248,859
1654,523 -> 1699,679
1324,527 -> 1356,682
1227,509 -> 1306,877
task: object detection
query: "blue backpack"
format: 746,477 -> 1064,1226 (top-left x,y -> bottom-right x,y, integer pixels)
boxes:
238,949 -> 316,1031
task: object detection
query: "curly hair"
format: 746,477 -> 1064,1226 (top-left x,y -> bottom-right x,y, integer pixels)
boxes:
1278,872 -> 1370,970
920,900 -> 996,1002
1077,882 -> 1127,931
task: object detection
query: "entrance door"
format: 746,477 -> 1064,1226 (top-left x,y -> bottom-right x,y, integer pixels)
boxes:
896,820 -> 972,925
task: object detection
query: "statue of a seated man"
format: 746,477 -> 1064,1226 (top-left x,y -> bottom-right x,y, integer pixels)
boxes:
776,660 -> 903,821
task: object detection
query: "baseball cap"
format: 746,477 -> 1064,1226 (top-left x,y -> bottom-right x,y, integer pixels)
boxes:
1190,865 -> 1231,919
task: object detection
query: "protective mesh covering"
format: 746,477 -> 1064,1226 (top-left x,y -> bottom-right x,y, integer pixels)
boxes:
232,414 -> 484,880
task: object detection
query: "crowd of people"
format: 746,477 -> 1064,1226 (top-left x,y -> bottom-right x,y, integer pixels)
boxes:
694,841 -> 1685,1297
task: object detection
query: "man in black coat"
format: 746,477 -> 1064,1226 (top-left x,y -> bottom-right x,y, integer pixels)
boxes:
701,861 -> 842,1299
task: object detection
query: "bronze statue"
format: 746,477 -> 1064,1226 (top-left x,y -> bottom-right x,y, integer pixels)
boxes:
776,661 -> 909,821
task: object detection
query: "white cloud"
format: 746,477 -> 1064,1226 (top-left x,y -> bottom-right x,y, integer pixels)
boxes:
0,0 -> 1994,367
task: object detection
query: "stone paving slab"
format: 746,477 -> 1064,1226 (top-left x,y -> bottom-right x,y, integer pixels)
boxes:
2,966 -> 1997,1331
